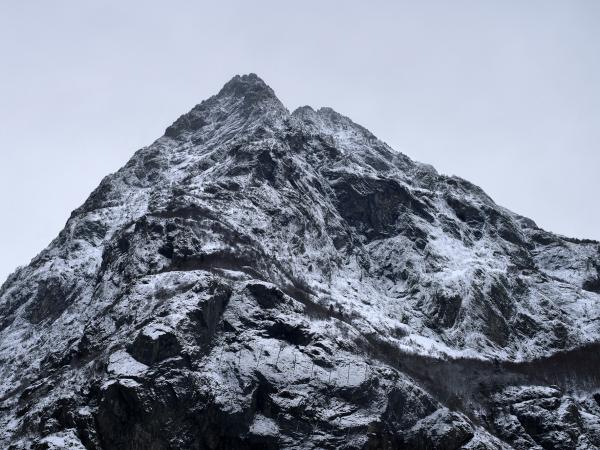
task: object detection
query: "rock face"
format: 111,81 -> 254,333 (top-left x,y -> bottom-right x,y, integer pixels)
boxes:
1,73 -> 599,449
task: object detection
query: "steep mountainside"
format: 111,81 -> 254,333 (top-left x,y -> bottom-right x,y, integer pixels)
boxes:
1,74 -> 599,449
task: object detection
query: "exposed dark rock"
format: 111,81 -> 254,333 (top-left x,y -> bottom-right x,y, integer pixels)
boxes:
247,283 -> 287,309
266,319 -> 313,346
128,324 -> 182,365
446,196 -> 483,227
332,175 -> 433,240
583,276 -> 600,293
425,292 -> 463,329
24,276 -> 79,324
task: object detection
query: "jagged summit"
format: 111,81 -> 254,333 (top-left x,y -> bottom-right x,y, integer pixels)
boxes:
217,73 -> 278,100
165,74 -> 383,161
165,73 -> 287,139
1,75 -> 600,449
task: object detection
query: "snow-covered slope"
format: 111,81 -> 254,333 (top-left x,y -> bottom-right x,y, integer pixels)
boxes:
1,74 -> 599,449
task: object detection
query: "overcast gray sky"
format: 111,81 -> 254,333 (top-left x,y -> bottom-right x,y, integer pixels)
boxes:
1,0 -> 599,283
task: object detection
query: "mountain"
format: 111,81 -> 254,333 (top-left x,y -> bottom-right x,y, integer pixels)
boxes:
1,73 -> 599,449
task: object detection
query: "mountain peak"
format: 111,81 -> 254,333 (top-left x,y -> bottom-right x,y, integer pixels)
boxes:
217,73 -> 276,100
165,73 -> 285,139
3,74 -> 600,449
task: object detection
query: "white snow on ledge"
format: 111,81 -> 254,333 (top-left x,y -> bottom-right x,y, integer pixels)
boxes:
249,413 -> 279,436
107,349 -> 148,377
37,429 -> 86,449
